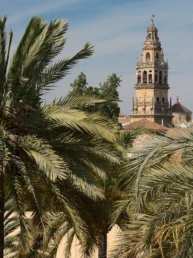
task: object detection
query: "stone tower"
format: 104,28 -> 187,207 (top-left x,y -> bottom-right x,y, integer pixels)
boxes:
130,16 -> 173,126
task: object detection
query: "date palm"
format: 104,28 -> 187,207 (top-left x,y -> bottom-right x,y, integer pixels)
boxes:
0,15 -> 121,257
4,195 -> 20,258
15,131 -> 137,258
112,129 -> 193,258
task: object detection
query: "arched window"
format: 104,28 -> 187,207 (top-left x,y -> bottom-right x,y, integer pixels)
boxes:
155,53 -> 159,61
137,75 -> 141,84
146,53 -> 150,62
155,74 -> 158,83
159,71 -> 162,84
164,72 -> 167,84
156,97 -> 159,103
164,75 -> 167,84
162,97 -> 165,103
143,71 -> 147,83
149,74 -> 152,83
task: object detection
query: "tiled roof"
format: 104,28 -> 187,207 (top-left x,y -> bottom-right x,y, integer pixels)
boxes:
166,128 -> 191,137
119,112 -> 128,117
122,119 -> 168,132
172,103 -> 192,113
172,98 -> 192,113
118,117 -> 131,125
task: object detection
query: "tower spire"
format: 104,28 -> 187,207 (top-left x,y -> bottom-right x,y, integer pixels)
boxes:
145,15 -> 160,45
176,96 -> 179,104
151,14 -> 155,24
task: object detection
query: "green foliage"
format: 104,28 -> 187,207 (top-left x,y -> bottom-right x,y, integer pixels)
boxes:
112,129 -> 193,258
4,196 -> 20,258
118,130 -> 145,150
186,112 -> 191,122
0,16 -> 123,257
70,71 -> 88,95
70,72 -> 121,122
99,73 -> 121,121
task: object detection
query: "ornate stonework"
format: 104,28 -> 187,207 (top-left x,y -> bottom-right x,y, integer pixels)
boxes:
130,16 -> 173,126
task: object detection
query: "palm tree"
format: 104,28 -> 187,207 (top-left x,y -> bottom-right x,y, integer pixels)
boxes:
4,196 -> 20,258
112,129 -> 193,257
16,131 -> 138,258
90,130 -> 148,258
0,16 -> 122,257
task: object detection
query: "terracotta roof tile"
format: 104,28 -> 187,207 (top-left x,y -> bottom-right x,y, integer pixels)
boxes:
119,112 -> 128,117
118,118 -> 131,125
166,128 -> 191,137
122,119 -> 168,132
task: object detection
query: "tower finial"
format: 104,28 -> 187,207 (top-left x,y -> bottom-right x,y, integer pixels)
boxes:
151,14 -> 155,24
176,96 -> 179,104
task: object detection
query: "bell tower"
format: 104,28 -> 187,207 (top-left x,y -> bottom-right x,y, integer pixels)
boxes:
130,16 -> 173,126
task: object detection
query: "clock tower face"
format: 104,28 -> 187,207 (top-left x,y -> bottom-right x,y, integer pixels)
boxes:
130,16 -> 173,126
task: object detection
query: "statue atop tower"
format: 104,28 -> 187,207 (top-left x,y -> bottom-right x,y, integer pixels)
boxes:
130,16 -> 173,126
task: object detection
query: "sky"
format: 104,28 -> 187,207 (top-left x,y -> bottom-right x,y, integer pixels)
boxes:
2,0 -> 193,114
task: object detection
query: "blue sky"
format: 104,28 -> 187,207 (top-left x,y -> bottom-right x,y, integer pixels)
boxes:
2,0 -> 193,114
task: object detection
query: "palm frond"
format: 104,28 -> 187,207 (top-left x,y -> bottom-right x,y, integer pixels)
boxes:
18,135 -> 69,181
113,129 -> 193,258
8,17 -> 47,93
22,19 -> 67,73
0,16 -> 7,95
54,93 -> 104,107
4,196 -> 20,257
70,173 -> 104,201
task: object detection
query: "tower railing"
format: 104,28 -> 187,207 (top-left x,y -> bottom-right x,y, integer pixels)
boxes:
131,110 -> 173,116
134,101 -> 169,106
136,62 -> 168,68
135,83 -> 169,87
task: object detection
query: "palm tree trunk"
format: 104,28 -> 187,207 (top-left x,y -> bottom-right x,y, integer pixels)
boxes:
98,232 -> 107,258
0,170 -> 4,258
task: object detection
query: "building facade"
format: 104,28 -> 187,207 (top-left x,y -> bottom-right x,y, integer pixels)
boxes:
172,97 -> 192,126
130,17 -> 173,126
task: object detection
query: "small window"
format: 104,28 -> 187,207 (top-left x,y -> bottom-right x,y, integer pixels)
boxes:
156,97 -> 159,103
137,75 -> 141,84
159,71 -> 162,84
162,97 -> 165,103
164,75 -> 167,84
143,71 -> 147,83
155,74 -> 158,83
146,53 -> 150,62
155,53 -> 159,61
149,74 -> 152,83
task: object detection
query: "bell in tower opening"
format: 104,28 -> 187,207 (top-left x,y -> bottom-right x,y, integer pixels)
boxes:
130,15 -> 173,127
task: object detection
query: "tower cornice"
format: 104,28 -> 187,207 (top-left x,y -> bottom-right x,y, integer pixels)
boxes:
134,84 -> 170,90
